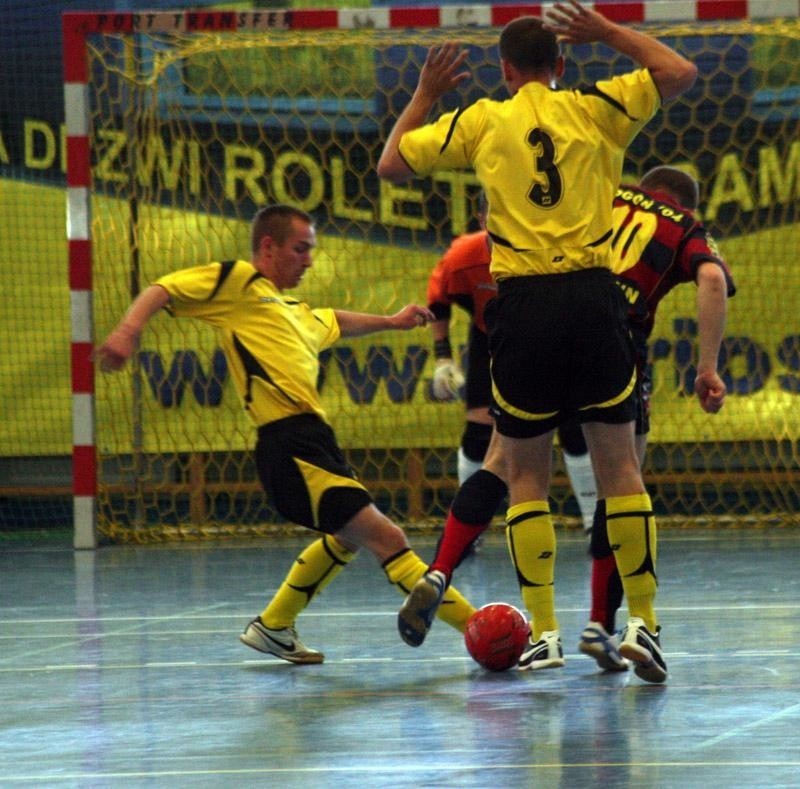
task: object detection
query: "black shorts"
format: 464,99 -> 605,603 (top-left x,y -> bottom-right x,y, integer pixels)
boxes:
255,414 -> 373,534
487,269 -> 637,438
556,330 -> 651,444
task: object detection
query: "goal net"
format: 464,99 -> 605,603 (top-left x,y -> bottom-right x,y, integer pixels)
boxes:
63,7 -> 800,544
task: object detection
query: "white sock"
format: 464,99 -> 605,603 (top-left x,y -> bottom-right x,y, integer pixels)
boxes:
457,447 -> 484,485
563,451 -> 597,531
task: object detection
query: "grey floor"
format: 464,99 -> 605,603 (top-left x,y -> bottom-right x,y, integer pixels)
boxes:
1,527 -> 798,788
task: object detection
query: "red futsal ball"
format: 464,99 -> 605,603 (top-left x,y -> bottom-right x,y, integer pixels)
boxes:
464,603 -> 530,671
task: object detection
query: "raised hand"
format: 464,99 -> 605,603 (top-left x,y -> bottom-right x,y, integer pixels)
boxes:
416,41 -> 470,103
543,0 -> 615,45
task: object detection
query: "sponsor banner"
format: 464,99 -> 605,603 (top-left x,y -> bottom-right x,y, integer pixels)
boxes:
93,243 -> 800,452
3,179 -> 797,455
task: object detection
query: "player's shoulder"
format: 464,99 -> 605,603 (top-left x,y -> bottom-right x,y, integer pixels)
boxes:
167,258 -> 243,282
211,258 -> 261,290
593,68 -> 658,96
573,69 -> 660,119
226,258 -> 256,274
201,258 -> 252,278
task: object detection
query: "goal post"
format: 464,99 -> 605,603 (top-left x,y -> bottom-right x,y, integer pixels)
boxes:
63,4 -> 800,546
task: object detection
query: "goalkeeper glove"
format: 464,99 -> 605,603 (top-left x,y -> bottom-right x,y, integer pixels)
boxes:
432,359 -> 465,401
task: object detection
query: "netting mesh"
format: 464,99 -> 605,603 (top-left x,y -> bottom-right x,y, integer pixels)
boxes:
85,20 -> 800,541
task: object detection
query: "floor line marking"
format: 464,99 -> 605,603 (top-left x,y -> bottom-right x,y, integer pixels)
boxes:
0,602 -> 796,626
0,602 -> 232,666
3,760 -> 800,782
1,650 -> 798,675
694,702 -> 800,749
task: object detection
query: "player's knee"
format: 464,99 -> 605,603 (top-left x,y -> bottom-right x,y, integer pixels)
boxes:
339,505 -> 409,559
457,448 -> 483,485
452,469 -> 507,524
458,421 -> 494,484
461,421 -> 492,462
330,533 -> 359,555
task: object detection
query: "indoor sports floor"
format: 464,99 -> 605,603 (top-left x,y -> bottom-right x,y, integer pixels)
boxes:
1,526 -> 798,787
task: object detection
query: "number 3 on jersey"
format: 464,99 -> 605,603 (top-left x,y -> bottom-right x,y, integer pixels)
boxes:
527,128 -> 563,208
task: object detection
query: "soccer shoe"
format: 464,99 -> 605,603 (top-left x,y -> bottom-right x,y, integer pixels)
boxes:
517,630 -> 565,671
397,569 -> 447,647
619,616 -> 667,683
239,618 -> 324,664
578,621 -> 629,672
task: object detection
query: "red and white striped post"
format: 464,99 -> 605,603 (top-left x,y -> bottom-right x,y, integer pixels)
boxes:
63,14 -> 133,548
63,15 -> 95,549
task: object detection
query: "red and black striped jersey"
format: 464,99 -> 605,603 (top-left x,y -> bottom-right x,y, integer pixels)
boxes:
611,185 -> 736,338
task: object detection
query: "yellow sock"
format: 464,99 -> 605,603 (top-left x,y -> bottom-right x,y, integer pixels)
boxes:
384,548 -> 476,632
505,500 -> 557,638
606,493 -> 658,632
260,535 -> 355,629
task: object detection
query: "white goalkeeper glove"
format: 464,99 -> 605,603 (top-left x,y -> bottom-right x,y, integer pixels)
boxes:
432,359 -> 465,401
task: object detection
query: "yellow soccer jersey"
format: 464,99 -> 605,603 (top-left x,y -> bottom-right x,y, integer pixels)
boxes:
399,69 -> 660,278
155,260 -> 340,427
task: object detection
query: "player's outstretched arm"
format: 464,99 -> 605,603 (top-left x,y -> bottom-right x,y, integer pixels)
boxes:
334,305 -> 435,337
377,42 -> 470,182
544,0 -> 697,101
95,284 -> 170,372
694,262 -> 729,413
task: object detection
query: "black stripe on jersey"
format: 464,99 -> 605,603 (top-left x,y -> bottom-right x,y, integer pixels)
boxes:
207,260 -> 236,301
580,85 -> 638,120
586,228 -> 614,248
611,217 -> 632,252
617,220 -> 641,259
232,332 -> 298,408
491,227 -> 613,253
488,230 -> 521,250
245,270 -> 264,290
440,106 -> 466,154
644,236 -> 681,275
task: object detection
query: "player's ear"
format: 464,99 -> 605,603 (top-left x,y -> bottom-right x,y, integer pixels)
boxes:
500,57 -> 514,84
555,55 -> 565,80
259,234 -> 274,255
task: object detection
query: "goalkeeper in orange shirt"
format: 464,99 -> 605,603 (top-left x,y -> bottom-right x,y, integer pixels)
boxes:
426,193 -> 495,488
